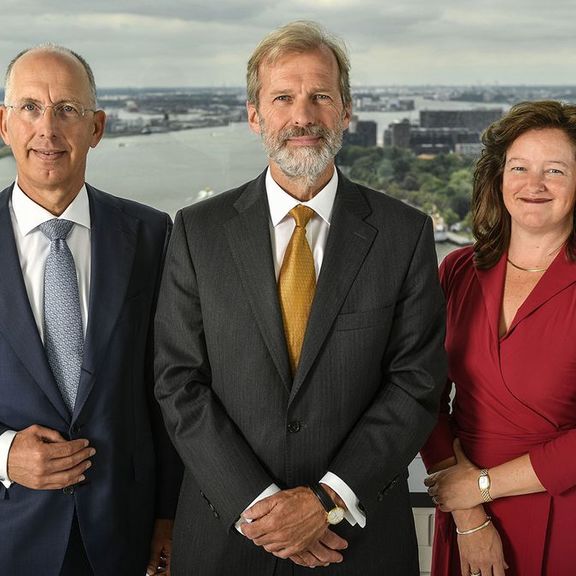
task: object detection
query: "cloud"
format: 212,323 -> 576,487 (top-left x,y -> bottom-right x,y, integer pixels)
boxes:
0,0 -> 575,86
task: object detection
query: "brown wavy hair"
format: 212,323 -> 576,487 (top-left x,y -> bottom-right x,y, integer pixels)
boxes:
473,100 -> 576,269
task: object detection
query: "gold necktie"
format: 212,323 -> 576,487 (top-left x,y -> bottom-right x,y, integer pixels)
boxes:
278,205 -> 316,373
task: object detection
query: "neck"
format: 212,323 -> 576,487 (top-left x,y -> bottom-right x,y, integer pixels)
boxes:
17,180 -> 83,216
269,162 -> 334,201
508,225 -> 571,269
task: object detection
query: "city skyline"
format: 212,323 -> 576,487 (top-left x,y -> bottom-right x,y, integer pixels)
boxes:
1,0 -> 576,88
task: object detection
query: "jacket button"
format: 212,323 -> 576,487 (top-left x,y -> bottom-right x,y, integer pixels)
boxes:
63,486 -> 75,496
287,421 -> 301,433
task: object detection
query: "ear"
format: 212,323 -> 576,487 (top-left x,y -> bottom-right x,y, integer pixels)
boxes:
246,101 -> 261,135
0,106 -> 11,146
341,102 -> 352,131
90,110 -> 106,148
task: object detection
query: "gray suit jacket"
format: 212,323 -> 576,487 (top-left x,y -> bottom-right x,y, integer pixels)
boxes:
155,170 -> 446,575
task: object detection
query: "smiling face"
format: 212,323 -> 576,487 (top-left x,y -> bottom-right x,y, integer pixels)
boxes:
502,128 -> 576,237
247,46 -> 351,192
0,49 -> 105,214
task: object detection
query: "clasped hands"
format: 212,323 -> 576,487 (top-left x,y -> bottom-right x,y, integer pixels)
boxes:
424,439 -> 484,512
241,486 -> 348,568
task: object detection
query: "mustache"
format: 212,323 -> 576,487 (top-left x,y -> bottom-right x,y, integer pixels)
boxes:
279,125 -> 330,140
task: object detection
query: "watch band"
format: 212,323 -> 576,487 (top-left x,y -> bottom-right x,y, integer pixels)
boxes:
478,469 -> 493,503
309,483 -> 335,513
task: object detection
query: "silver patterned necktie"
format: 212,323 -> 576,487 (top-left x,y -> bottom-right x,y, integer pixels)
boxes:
39,219 -> 84,413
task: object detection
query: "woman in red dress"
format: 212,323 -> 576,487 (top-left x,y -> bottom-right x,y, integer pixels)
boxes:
421,101 -> 576,576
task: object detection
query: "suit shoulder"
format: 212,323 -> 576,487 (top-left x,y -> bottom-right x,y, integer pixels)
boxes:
87,185 -> 170,225
360,183 -> 428,223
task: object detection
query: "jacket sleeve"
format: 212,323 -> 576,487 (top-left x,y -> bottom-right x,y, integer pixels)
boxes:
327,216 -> 448,508
154,210 -> 274,531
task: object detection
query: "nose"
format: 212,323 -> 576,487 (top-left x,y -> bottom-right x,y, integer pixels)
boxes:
528,171 -> 546,192
291,98 -> 316,126
37,106 -> 59,138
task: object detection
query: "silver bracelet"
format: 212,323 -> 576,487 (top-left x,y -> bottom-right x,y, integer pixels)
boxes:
456,516 -> 492,535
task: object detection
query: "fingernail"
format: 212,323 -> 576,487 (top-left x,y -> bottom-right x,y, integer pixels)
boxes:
78,475 -> 85,482
85,461 -> 92,469
89,448 -> 96,456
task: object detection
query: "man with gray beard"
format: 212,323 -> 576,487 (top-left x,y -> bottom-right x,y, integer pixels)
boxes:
155,20 -> 446,576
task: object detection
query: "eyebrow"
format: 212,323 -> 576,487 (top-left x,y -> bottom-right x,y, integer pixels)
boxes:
506,157 -> 570,167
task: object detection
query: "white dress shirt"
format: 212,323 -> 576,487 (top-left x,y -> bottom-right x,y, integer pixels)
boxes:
0,181 -> 91,488
237,168 -> 366,531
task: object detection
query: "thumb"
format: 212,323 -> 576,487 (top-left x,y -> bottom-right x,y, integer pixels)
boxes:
452,438 -> 468,463
243,498 -> 273,521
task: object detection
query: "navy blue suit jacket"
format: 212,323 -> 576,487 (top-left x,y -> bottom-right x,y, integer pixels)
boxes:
0,184 -> 181,575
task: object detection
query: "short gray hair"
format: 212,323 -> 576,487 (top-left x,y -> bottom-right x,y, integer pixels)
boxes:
247,20 -> 351,109
4,43 -> 97,107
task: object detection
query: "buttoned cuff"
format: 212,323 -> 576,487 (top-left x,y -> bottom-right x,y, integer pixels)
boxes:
0,430 -> 17,489
235,483 -> 281,534
321,471 -> 366,528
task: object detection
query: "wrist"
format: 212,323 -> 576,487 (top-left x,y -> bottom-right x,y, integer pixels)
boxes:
452,506 -> 488,532
320,482 -> 347,510
478,468 -> 493,503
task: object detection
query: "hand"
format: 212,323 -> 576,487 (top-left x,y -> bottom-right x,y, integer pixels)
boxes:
424,439 -> 481,512
241,486 -> 347,559
147,518 -> 174,575
7,424 -> 94,489
456,517 -> 508,576
289,529 -> 348,567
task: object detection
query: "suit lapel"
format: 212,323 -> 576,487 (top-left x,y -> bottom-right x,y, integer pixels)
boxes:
224,173 -> 292,391
291,175 -> 377,400
73,185 -> 138,419
0,186 -> 70,422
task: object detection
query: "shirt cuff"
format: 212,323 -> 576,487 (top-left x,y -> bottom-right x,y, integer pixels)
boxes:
235,483 -> 281,534
321,471 -> 366,528
0,430 -> 17,489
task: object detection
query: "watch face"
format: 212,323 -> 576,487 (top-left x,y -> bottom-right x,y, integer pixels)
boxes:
479,475 -> 490,490
327,507 -> 345,525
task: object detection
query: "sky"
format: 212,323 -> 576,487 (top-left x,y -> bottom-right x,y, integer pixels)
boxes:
1,0 -> 576,89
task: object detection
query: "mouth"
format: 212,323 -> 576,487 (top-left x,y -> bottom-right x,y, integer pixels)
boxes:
519,197 -> 551,204
31,149 -> 66,161
286,136 -> 323,147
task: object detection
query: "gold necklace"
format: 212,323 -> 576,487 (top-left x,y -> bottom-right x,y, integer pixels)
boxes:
507,239 -> 567,273
506,258 -> 547,273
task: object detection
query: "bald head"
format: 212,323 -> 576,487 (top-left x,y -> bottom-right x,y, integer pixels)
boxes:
4,44 -> 97,108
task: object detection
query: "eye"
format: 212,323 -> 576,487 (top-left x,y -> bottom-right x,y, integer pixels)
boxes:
314,94 -> 332,102
20,101 -> 40,112
57,103 -> 81,116
509,166 -> 526,172
274,95 -> 291,102
546,168 -> 564,175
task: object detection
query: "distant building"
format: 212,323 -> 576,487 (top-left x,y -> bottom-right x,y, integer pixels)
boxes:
419,108 -> 503,131
343,116 -> 377,147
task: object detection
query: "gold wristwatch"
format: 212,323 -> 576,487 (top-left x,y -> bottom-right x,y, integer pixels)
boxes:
309,483 -> 345,525
478,469 -> 493,502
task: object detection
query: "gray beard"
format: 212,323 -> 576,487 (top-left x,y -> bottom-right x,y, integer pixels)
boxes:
259,120 -> 344,187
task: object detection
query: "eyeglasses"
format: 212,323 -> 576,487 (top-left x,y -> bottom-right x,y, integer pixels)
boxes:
4,100 -> 96,124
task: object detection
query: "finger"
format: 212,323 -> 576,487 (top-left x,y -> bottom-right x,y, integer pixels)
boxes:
45,439 -> 93,460
41,460 -> 91,489
424,473 -> 436,487
308,541 -> 343,564
453,438 -> 467,463
319,529 -> 348,550
289,554 -> 309,567
243,496 -> 277,521
296,549 -> 329,568
28,424 -> 68,443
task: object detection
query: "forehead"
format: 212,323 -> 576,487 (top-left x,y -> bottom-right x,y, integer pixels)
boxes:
8,50 -> 91,101
259,46 -> 341,91
507,128 -> 576,159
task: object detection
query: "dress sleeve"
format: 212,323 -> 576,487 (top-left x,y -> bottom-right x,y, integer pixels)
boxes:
530,430 -> 576,496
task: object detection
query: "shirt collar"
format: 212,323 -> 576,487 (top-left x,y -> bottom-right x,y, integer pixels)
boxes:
11,179 -> 91,237
265,167 -> 338,227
